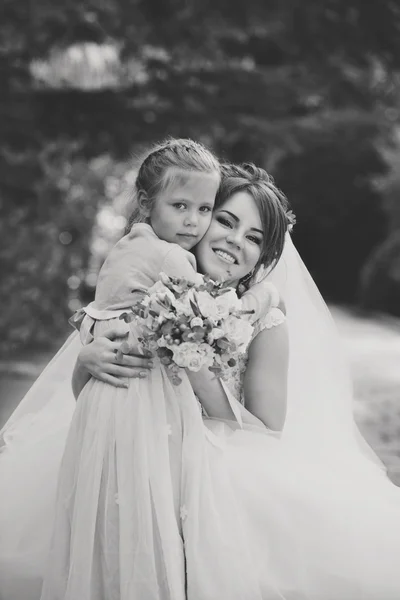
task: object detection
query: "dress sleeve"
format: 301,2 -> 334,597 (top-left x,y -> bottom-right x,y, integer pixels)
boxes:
161,246 -> 203,284
252,284 -> 286,338
240,280 -> 280,323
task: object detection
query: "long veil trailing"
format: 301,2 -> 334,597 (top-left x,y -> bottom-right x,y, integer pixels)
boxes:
0,333 -> 79,599
267,233 -> 386,471
0,332 -> 79,438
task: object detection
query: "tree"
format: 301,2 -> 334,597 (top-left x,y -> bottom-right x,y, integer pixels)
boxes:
2,0 -> 400,353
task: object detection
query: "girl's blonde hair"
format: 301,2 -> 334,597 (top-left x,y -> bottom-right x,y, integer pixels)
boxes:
127,138 -> 220,228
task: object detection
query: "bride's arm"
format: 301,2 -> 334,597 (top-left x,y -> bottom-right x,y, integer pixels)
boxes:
71,329 -> 154,399
188,299 -> 288,430
186,369 -> 266,427
243,318 -> 289,431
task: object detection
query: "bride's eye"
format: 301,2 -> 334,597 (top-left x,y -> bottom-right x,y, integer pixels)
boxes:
247,234 -> 262,245
216,216 -> 233,228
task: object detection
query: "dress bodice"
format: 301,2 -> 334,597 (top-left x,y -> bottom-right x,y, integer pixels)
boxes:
221,306 -> 286,405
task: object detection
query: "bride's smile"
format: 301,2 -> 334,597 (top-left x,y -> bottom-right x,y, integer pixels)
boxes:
195,190 -> 263,285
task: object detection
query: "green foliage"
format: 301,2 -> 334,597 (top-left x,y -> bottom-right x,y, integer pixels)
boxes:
0,145 -> 102,354
274,117 -> 388,302
2,0 -> 400,354
359,233 -> 400,316
358,140 -> 400,315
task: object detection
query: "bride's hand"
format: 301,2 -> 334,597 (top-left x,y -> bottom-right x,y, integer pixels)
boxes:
78,329 -> 154,388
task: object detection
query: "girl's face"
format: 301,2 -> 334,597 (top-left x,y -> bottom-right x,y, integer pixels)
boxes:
194,191 -> 264,286
146,168 -> 220,250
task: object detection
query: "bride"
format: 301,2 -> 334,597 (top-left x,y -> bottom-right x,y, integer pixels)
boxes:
1,163 -> 399,600
79,234 -> 400,600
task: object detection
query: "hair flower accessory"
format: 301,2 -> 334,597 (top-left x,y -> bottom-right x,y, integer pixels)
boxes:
286,209 -> 296,232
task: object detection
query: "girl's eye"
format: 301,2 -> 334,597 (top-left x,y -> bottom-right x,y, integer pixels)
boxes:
199,206 -> 212,214
216,216 -> 233,228
173,202 -> 186,210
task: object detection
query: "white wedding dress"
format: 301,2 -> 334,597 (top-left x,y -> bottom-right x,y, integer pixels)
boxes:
1,235 -> 400,599
201,315 -> 400,599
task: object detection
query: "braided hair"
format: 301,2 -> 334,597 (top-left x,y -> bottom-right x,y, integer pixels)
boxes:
126,138 -> 220,229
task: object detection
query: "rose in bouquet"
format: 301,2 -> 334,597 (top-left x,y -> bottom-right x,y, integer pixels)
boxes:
118,273 -> 254,385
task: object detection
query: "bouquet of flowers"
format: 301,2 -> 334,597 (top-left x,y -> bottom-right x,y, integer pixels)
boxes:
118,273 -> 254,385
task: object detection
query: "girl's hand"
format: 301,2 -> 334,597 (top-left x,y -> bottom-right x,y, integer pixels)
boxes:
78,329 -> 154,388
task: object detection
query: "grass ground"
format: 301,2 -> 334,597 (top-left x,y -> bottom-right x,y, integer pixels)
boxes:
331,307 -> 400,485
1,306 -> 399,483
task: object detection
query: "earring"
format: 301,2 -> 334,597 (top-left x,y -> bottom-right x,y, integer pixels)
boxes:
238,269 -> 255,293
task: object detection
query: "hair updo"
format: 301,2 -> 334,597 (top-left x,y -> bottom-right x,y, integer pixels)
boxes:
216,162 -> 294,288
126,138 -> 220,228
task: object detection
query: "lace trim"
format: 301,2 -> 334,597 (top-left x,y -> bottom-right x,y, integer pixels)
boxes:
253,307 -> 286,337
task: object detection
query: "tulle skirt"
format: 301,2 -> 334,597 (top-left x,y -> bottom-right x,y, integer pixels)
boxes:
35,320 -> 268,600
203,419 -> 400,599
1,333 -> 400,600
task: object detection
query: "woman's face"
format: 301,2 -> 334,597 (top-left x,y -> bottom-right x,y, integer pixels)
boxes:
194,191 -> 264,286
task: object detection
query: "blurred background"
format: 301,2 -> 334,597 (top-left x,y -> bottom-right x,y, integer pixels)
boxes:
1,0 -> 400,481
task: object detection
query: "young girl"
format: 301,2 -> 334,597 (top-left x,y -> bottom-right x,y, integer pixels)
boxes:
40,140 -> 281,600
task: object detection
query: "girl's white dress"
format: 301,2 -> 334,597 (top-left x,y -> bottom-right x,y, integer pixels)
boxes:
1,244 -> 400,599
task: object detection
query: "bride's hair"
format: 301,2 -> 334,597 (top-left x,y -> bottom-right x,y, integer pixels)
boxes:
125,138 -> 220,230
217,163 -> 293,290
